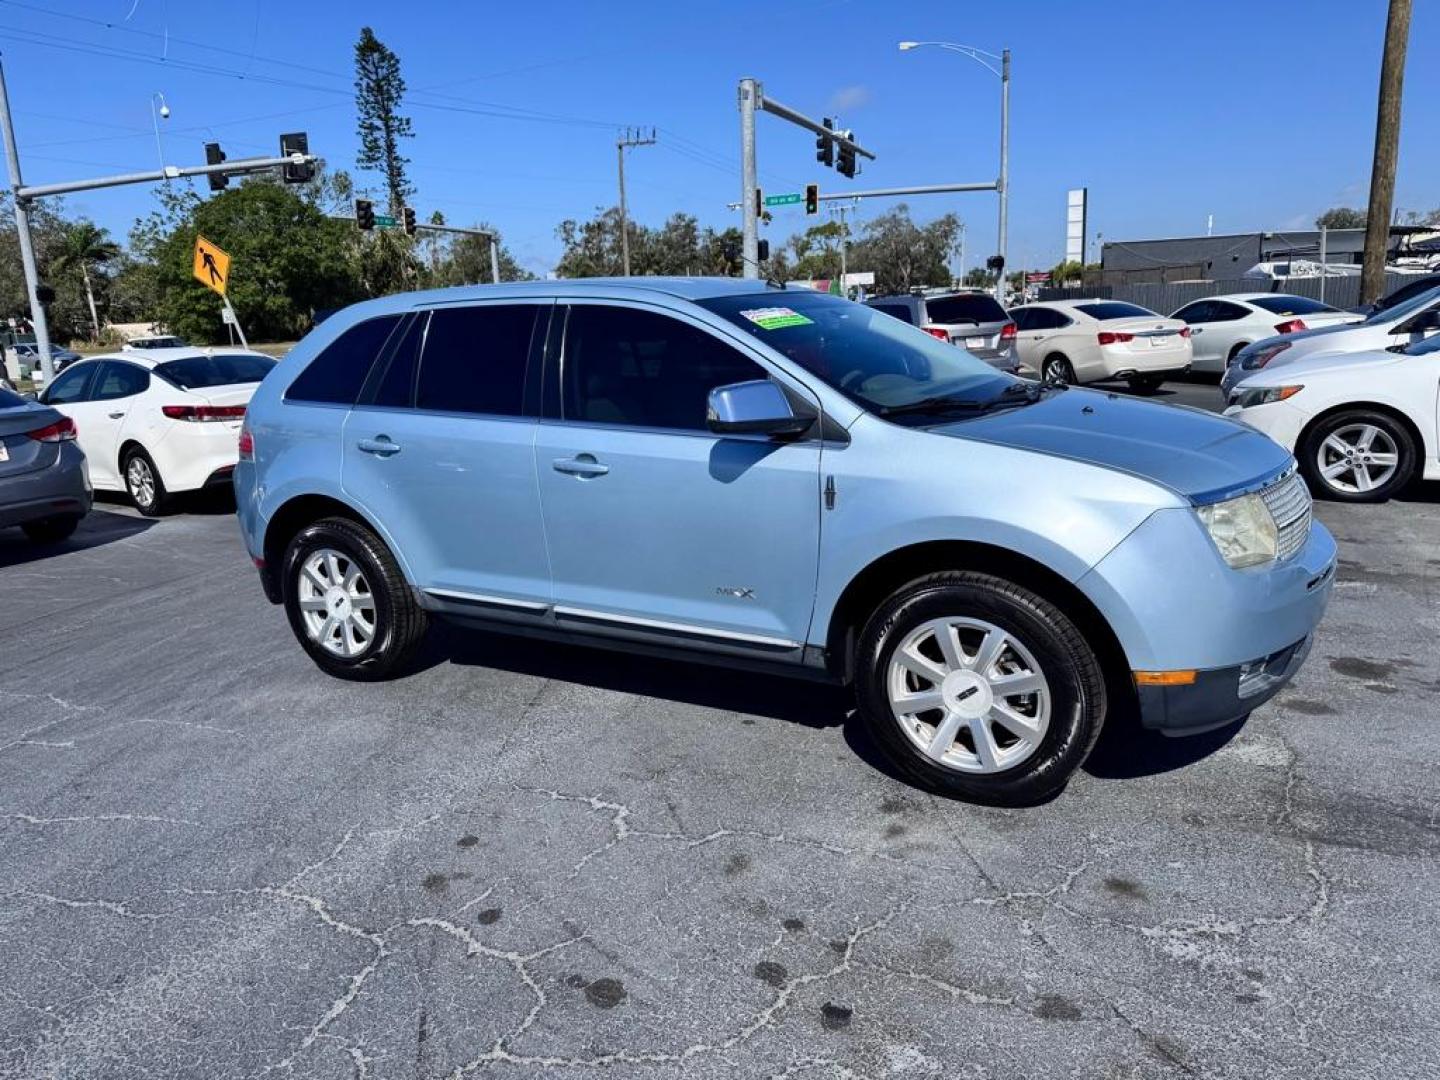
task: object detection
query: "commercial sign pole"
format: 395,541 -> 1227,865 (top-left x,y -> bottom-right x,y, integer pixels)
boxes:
0,56 -> 55,383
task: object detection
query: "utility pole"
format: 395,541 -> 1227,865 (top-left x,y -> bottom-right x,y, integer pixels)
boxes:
739,78 -> 760,278
0,56 -> 54,384
616,127 -> 656,277
997,48 -> 1010,303
1361,0 -> 1412,305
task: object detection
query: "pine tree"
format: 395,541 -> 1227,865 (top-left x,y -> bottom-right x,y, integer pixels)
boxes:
353,27 -> 414,216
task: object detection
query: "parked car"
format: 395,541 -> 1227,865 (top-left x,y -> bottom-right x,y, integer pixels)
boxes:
1222,283 -> 1440,396
0,383 -> 91,542
1225,333 -> 1440,503
122,335 -> 189,351
235,280 -> 1334,806
1171,294 -> 1363,375
10,342 -> 83,373
864,291 -> 1018,373
1007,299 -> 1192,390
39,348 -> 275,515
1355,273 -> 1440,317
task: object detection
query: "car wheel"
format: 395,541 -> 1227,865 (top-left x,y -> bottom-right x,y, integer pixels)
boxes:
21,515 -> 80,544
1126,374 -> 1165,393
123,447 -> 168,516
854,571 -> 1106,806
1042,356 -> 1075,386
1299,409 -> 1415,503
282,516 -> 427,681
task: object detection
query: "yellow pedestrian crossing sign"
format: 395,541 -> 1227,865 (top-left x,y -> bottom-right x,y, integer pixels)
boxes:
193,234 -> 231,296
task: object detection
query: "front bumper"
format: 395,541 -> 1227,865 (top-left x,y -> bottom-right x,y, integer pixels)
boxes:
1222,399 -> 1308,451
1137,634 -> 1314,736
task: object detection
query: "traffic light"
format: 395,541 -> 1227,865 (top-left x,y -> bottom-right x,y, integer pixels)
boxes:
402,206 -> 417,235
836,132 -> 856,179
355,198 -> 375,231
757,239 -> 771,262
804,183 -> 819,215
815,117 -> 834,168
204,142 -> 228,192
280,132 -> 314,184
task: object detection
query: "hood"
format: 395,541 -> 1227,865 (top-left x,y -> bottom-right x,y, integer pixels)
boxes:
1241,347 -> 1401,385
929,388 -> 1292,503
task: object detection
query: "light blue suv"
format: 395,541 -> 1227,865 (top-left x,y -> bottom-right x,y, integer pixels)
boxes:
235,279 -> 1336,805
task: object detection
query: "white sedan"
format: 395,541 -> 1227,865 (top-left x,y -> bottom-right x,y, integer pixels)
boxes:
37,348 -> 275,514
1224,334 -> 1440,502
1008,300 -> 1192,390
1170,293 -> 1363,374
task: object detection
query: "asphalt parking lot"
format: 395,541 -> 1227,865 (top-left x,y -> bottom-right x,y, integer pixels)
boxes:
2,382 -> 1437,1079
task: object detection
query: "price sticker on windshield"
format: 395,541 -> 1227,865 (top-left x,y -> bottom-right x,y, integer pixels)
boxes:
739,307 -> 813,331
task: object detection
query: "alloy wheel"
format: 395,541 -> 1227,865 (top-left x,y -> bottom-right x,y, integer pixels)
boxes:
1316,423 -> 1399,495
297,548 -> 377,658
126,456 -> 156,509
886,617 -> 1051,774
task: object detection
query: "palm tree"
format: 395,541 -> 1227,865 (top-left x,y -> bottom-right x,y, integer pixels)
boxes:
52,221 -> 120,341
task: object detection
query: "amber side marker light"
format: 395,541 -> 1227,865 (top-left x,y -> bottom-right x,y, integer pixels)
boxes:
1134,670 -> 1197,687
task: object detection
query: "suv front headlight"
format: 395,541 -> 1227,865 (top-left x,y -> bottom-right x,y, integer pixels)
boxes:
1196,492 -> 1278,568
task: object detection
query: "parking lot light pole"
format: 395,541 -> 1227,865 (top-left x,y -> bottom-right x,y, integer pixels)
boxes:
0,56 -> 55,384
899,40 -> 1010,301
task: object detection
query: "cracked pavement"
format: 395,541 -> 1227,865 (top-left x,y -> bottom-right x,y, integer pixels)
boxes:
1,476 -> 1438,1079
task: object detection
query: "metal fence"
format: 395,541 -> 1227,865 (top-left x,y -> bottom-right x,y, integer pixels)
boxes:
1036,272 -> 1418,314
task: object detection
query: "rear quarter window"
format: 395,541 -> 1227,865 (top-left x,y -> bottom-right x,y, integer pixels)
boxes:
286,316 -> 403,404
1074,301 -> 1157,321
924,294 -> 1008,325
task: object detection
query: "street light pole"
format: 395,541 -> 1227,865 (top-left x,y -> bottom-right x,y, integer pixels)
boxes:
0,56 -> 54,384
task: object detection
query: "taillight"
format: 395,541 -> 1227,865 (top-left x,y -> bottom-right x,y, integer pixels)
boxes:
921,326 -> 950,341
162,404 -> 247,422
1097,331 -> 1134,346
237,422 -> 254,460
1178,326 -> 1192,338
1274,319 -> 1307,334
999,321 -> 1017,341
26,415 -> 77,442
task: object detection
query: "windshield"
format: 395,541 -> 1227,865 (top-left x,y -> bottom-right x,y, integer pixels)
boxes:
155,353 -> 275,389
1365,284 -> 1440,325
697,290 -> 1013,415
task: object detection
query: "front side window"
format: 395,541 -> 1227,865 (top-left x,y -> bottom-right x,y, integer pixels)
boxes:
91,362 -> 150,401
287,316 -> 403,405
562,304 -> 765,431
698,290 -> 1009,416
43,363 -> 96,405
415,304 -> 539,417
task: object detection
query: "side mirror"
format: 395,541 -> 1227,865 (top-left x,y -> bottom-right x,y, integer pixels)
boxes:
707,380 -> 812,438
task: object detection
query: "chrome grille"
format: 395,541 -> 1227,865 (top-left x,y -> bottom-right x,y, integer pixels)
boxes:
1261,470 -> 1312,561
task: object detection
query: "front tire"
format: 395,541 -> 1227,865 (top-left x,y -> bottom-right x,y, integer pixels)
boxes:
1126,374 -> 1165,393
854,572 -> 1106,806
1042,356 -> 1075,386
123,447 -> 167,516
1298,409 -> 1415,503
282,516 -> 427,681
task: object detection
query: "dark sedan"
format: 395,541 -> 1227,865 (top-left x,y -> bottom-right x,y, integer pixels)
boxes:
0,385 -> 91,543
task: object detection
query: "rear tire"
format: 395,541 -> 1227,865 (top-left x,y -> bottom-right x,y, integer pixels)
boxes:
854,571 -> 1106,806
21,515 -> 80,544
282,516 -> 427,681
1042,355 -> 1075,386
123,447 -> 167,517
1298,409 -> 1415,503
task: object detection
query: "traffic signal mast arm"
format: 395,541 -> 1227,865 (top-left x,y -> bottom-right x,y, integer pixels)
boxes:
757,91 -> 876,163
13,152 -> 317,201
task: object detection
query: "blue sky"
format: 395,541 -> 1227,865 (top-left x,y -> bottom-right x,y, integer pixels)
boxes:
3,0 -> 1436,277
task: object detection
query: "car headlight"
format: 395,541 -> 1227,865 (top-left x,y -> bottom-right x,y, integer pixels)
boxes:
1230,384 -> 1303,410
1238,341 -> 1290,370
1196,492 -> 1278,569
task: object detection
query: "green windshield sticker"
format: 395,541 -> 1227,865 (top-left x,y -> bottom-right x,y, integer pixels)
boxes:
739,306 -> 814,330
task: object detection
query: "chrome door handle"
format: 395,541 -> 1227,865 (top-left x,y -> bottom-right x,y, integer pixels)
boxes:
357,437 -> 401,457
552,455 -> 609,478
107,411 -> 125,419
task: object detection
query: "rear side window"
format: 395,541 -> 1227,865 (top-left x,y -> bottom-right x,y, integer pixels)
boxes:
415,304 -> 538,416
1074,301 -> 1156,321
869,302 -> 914,325
924,294 -> 1008,325
91,362 -> 150,400
1250,295 -> 1336,316
287,316 -> 402,405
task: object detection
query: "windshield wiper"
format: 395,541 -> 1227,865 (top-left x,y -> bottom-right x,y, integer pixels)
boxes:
878,381 -> 1048,418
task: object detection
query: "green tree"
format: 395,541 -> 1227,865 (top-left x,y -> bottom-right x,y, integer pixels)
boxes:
1315,207 -> 1367,230
51,221 -> 120,340
785,220 -> 848,280
1049,259 -> 1084,284
425,222 -> 534,285
148,179 -> 364,343
354,27 -> 414,215
847,205 -> 960,294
